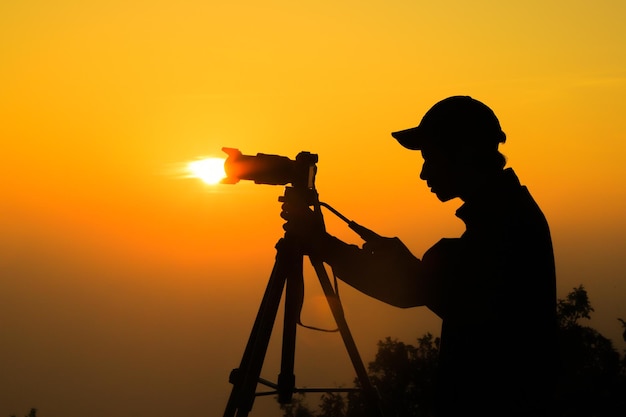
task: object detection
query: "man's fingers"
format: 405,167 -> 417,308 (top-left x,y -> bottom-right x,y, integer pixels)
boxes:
363,237 -> 401,254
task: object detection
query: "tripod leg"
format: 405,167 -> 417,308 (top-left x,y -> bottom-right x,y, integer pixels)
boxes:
277,244 -> 304,404
223,239 -> 291,417
309,256 -> 385,417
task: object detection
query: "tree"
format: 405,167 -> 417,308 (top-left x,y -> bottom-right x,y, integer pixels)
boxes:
318,392 -> 346,417
365,334 -> 439,417
557,284 -> 595,329
279,394 -> 316,417
555,286 -> 626,417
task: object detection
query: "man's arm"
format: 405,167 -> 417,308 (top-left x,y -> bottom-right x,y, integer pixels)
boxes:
311,233 -> 429,308
282,202 -> 432,308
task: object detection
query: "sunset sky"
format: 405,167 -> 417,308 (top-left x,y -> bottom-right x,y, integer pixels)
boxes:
2,1 -> 626,416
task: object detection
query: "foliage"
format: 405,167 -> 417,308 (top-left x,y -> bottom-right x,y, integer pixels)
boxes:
365,333 -> 439,417
557,284 -> 595,329
318,392 -> 346,417
555,286 -> 626,417
279,394 -> 316,417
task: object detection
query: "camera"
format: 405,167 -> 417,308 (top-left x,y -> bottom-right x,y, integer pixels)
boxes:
221,148 -> 318,189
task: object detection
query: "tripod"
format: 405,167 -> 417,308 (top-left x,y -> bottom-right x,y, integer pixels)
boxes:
223,186 -> 384,417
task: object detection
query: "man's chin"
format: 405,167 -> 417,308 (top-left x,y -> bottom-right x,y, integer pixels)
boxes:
433,190 -> 456,202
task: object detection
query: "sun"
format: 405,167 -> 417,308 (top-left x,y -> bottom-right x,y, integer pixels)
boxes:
187,158 -> 226,185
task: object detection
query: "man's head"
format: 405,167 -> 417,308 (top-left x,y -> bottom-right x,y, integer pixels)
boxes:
392,96 -> 507,202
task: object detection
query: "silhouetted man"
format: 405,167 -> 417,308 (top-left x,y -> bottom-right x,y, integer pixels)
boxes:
283,96 -> 557,417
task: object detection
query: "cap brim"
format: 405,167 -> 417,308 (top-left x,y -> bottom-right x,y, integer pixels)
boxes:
391,126 -> 424,150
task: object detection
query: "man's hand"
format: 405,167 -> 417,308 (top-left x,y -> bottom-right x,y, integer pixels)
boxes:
280,202 -> 327,253
362,235 -> 420,272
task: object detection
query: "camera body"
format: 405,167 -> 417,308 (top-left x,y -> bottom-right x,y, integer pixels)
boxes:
222,148 -> 318,189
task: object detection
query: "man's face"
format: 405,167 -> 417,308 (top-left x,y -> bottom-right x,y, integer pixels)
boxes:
419,144 -> 463,202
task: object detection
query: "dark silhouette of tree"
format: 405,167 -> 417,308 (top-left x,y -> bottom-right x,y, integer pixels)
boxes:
318,392 -> 347,417
279,394 -> 316,417
556,286 -> 626,417
557,284 -> 595,328
365,333 -> 439,417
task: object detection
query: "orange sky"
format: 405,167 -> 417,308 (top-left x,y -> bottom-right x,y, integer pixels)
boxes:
2,1 -> 626,416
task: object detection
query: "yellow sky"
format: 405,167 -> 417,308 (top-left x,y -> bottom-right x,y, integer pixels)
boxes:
2,1 -> 626,416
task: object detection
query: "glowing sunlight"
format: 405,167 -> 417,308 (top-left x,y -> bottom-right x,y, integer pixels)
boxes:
187,158 -> 226,185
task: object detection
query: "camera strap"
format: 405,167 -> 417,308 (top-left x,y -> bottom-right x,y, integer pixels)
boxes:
296,265 -> 340,333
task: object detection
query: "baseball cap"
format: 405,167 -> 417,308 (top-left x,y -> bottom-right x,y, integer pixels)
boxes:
392,96 -> 506,150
